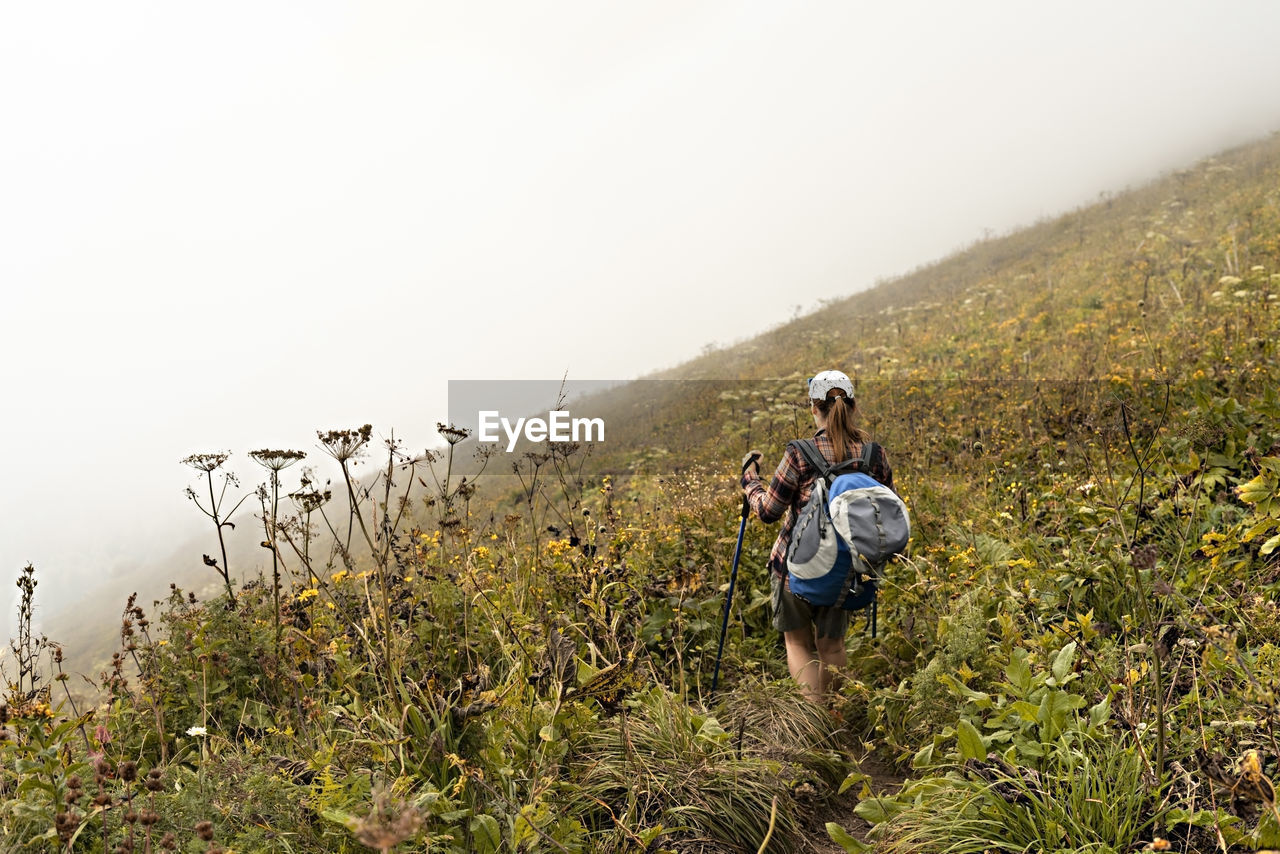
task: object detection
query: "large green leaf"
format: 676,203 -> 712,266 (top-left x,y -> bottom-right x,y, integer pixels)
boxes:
1238,472 -> 1276,508
1051,641 -> 1077,683
1038,689 -> 1085,742
827,822 -> 871,853
1006,648 -> 1032,694
956,718 -> 987,761
469,814 -> 502,854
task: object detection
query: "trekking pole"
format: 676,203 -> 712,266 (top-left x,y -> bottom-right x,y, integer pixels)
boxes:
712,459 -> 754,693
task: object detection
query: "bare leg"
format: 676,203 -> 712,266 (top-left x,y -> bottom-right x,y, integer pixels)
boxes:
784,629 -> 822,703
815,635 -> 847,695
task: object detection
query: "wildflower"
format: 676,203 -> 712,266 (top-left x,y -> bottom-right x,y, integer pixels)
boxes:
1219,275 -> 1243,286
296,588 -> 320,602
186,726 -> 208,737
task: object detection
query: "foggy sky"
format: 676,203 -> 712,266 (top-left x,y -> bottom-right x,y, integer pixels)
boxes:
5,1 -> 1280,629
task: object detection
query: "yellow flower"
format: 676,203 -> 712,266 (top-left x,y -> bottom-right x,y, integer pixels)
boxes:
296,588 -> 319,601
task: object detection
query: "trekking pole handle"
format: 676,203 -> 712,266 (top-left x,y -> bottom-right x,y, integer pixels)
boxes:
740,455 -> 758,515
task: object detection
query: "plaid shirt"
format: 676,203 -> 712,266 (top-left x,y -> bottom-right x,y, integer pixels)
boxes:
742,430 -> 895,578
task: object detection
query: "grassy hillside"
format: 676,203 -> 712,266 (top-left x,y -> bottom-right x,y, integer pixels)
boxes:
4,132 -> 1280,852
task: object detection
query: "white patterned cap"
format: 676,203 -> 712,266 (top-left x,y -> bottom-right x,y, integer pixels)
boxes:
807,370 -> 855,401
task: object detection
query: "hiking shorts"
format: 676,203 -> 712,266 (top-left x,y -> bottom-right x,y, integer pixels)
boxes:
770,574 -> 849,639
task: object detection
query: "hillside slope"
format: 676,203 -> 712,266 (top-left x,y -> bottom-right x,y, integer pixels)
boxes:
8,132 -> 1280,853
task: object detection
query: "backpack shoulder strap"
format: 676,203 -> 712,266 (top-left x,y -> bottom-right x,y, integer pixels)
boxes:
788,439 -> 831,481
858,441 -> 879,471
827,440 -> 880,477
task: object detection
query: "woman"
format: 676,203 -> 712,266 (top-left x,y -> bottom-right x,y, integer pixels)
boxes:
741,369 -> 894,703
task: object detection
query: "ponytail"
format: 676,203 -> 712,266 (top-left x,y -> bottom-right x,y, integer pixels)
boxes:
814,392 -> 869,461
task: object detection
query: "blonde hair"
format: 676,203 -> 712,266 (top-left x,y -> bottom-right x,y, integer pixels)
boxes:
813,390 -> 869,461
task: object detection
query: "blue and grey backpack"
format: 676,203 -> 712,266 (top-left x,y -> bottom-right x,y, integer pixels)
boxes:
785,440 -> 910,631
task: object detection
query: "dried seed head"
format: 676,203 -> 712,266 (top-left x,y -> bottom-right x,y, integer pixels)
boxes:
55,811 -> 79,842
318,425 -> 373,462
249,449 -> 307,472
181,452 -> 231,472
352,785 -> 425,851
437,423 -> 471,445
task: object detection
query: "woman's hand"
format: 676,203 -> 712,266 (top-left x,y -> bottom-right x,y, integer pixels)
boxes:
741,450 -> 762,488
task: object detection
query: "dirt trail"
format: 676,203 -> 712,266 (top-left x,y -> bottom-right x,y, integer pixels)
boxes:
800,751 -> 907,853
